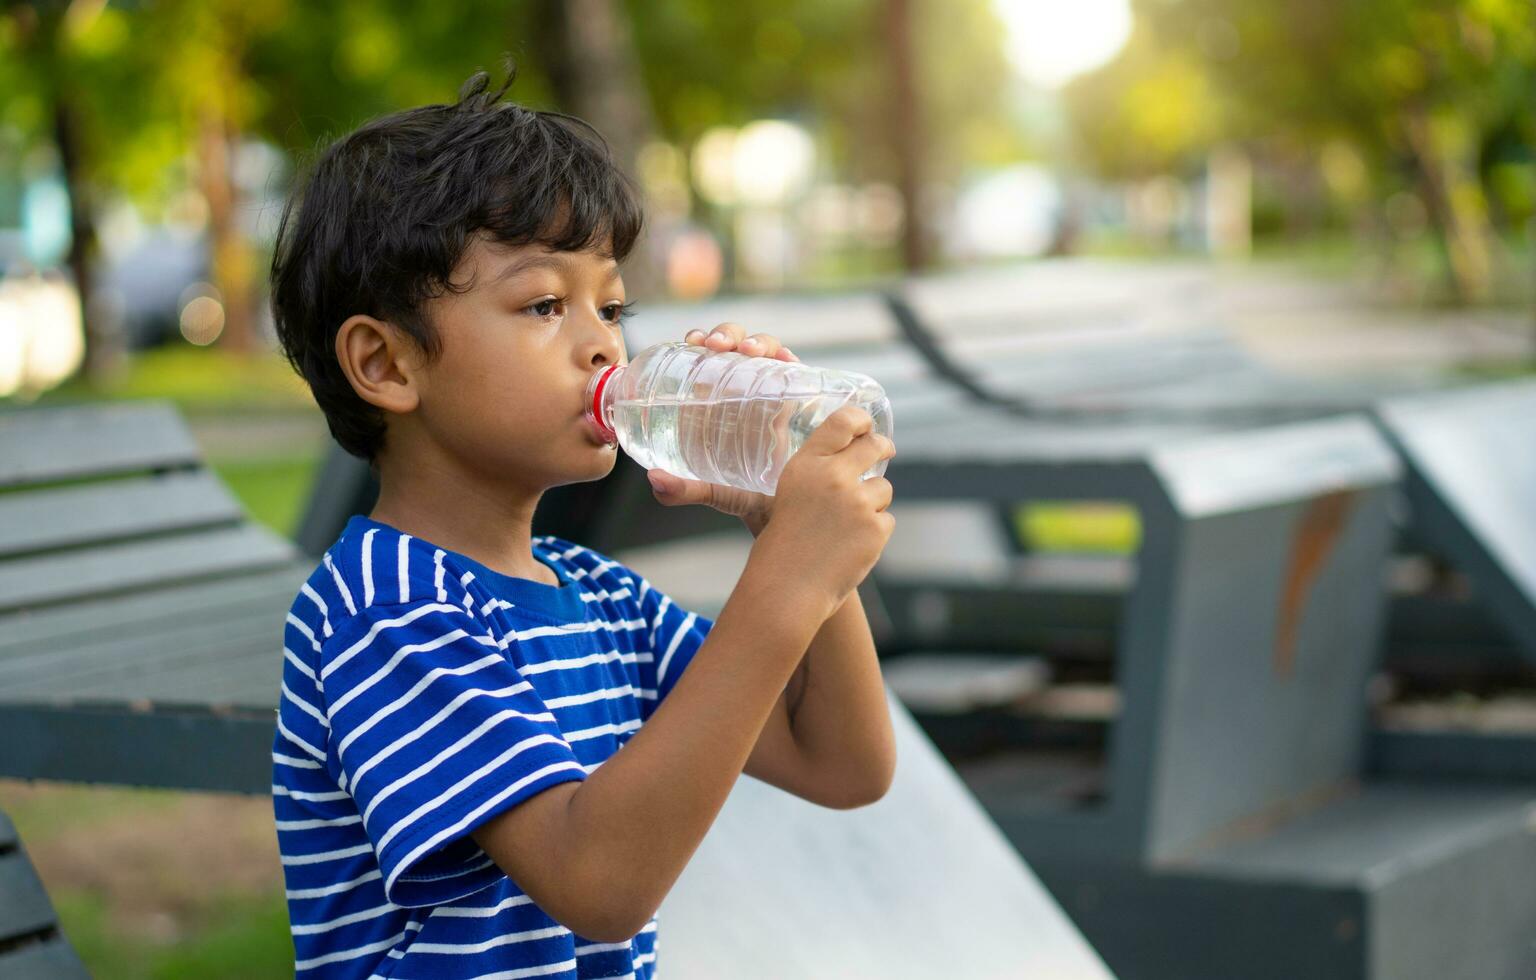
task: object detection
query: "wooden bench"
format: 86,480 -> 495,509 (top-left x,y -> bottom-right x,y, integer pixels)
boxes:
888,263 -> 1431,423
0,401 -> 313,793
0,810 -> 88,979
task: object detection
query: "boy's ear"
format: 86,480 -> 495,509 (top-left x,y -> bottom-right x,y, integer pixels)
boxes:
335,314 -> 422,415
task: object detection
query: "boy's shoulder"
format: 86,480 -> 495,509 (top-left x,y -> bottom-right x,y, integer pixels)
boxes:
289,518 -> 458,625
285,519 -> 652,638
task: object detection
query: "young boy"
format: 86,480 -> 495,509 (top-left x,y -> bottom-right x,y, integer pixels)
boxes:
268,68 -> 897,979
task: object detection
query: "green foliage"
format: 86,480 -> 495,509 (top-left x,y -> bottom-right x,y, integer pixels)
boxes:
1064,0 -> 1536,303
625,0 -> 1017,183
1063,19 -> 1225,177
42,346 -> 312,413
248,0 -> 560,159
56,890 -> 293,980
1068,0 -> 1536,190
5,0 -> 1015,227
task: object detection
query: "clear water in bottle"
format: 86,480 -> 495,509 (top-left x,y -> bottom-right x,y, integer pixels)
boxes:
586,342 -> 894,496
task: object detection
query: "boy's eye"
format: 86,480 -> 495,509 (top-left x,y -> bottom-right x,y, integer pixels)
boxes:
529,299 -> 560,318
601,302 -> 635,324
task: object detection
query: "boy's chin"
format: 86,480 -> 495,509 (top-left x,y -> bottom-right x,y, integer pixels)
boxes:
554,446 -> 620,486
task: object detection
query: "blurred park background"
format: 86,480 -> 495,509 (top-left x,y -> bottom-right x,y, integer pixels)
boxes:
1,0 -> 1534,975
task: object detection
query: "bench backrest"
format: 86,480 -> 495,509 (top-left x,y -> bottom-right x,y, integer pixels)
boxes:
0,402 -> 307,715
1376,379 -> 1536,665
0,402 -> 299,615
0,811 -> 89,979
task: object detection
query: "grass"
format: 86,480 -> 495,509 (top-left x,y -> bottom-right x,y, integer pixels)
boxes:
55,890 -> 293,980
40,345 -> 312,416
0,780 -> 295,979
214,454 -> 323,537
1018,502 -> 1141,555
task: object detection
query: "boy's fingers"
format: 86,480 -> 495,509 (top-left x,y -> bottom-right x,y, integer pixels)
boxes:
704,323 -> 746,350
647,470 -> 708,507
648,469 -> 769,518
740,333 -> 781,358
841,431 -> 894,476
865,476 -> 895,512
804,406 -> 874,456
687,325 -> 793,361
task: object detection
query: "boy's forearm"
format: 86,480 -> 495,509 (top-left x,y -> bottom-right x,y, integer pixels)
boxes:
780,589 -> 896,805
553,552 -> 832,931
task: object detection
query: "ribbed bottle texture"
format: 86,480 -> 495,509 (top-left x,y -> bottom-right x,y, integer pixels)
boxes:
587,342 -> 894,495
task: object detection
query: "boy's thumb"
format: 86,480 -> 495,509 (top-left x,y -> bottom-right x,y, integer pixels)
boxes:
647,470 -> 693,505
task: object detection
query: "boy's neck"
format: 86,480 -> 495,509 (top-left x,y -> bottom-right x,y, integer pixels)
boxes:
367,444 -> 557,588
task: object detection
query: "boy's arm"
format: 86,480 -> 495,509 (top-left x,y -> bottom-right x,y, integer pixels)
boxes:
470,408 -> 894,944
739,586 -> 896,809
470,544 -> 844,941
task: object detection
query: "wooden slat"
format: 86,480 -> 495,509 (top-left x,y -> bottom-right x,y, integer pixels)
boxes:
124,644 -> 287,708
0,597 -> 283,696
0,402 -> 201,489
0,524 -> 299,613
972,339 -> 1257,401
0,470 -> 244,558
0,565 -> 308,654
0,937 -> 91,980
0,608 -> 285,706
894,412 -> 1221,463
0,851 -> 56,942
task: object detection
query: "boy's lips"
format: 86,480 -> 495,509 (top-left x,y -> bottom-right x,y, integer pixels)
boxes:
583,411 -> 616,446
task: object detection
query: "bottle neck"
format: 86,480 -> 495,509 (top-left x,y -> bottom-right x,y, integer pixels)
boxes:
585,363 -> 623,444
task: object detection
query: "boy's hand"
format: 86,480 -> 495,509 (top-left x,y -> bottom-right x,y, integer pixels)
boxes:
753,405 -> 896,611
682,322 -> 799,364
647,323 -> 801,536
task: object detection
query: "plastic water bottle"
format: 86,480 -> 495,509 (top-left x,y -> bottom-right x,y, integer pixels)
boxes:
585,342 -> 894,496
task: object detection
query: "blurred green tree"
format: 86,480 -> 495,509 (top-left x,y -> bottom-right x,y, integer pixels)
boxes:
2,0 -> 114,376
3,0 -> 1017,378
1068,0 -> 1536,304
624,0 -> 1016,271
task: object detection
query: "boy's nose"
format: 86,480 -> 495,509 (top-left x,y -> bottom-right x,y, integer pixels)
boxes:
578,317 -> 624,369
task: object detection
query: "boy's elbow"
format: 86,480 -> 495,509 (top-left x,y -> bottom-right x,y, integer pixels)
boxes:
549,869 -> 662,944
567,908 -> 654,946
820,785 -> 886,810
816,756 -> 896,810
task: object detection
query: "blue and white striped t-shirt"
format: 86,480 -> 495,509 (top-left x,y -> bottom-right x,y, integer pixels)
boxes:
272,515 -> 711,979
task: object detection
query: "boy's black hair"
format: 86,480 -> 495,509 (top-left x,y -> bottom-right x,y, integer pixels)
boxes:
270,63 -> 644,461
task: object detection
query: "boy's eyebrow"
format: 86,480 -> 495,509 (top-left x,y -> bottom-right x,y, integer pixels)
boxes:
489,253 -> 622,286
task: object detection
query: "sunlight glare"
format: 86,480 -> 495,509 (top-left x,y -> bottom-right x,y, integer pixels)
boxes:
994,0 -> 1133,89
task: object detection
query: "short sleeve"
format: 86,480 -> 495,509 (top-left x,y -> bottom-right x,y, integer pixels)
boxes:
319,599 -> 586,907
630,575 -> 713,722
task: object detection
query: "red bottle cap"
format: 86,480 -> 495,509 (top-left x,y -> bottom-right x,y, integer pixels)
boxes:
587,364 -> 620,443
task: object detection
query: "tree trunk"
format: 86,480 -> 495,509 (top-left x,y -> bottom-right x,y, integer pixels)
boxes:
52,93 -> 118,380
882,0 -> 932,271
198,108 -> 256,352
13,1 -> 116,381
1402,108 -> 1494,306
531,0 -> 663,298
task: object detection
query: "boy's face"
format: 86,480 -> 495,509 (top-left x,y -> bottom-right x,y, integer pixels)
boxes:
409,235 -> 628,492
